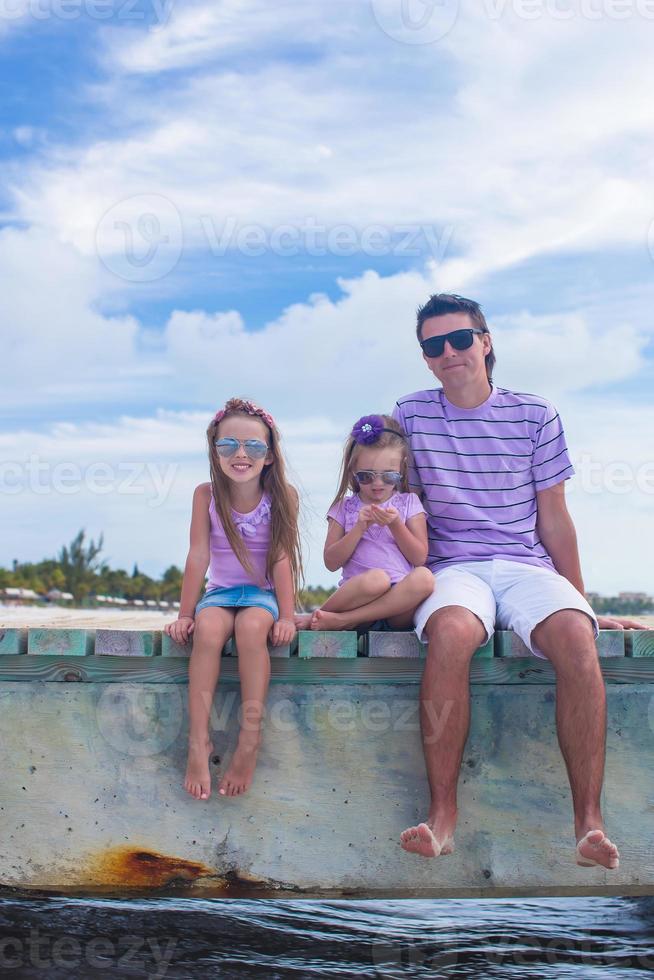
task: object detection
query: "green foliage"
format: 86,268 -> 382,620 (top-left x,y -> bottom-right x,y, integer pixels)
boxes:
1,530 -> 186,604
298,584 -> 336,611
58,530 -> 105,601
590,595 -> 654,615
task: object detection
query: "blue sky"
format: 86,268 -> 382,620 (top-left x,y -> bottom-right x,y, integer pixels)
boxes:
1,0 -> 654,592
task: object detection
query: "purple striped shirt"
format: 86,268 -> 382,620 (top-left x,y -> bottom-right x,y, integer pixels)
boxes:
392,385 -> 575,571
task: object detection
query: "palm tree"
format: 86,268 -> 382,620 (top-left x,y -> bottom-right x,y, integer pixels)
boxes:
58,530 -> 105,602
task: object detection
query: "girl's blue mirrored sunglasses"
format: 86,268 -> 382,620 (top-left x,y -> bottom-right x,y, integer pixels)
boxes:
214,438 -> 269,459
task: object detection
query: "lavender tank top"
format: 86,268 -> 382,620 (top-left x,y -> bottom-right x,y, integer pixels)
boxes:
206,491 -> 273,590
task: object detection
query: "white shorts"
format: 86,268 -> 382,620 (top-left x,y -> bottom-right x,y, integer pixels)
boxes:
414,559 -> 599,659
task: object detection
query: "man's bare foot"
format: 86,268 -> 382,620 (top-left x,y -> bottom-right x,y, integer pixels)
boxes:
575,829 -> 620,869
184,736 -> 214,800
310,609 -> 351,631
400,822 -> 455,858
294,613 -> 314,629
218,739 -> 260,797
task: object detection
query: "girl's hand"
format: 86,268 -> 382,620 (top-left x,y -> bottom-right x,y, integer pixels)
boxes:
165,615 -> 195,644
371,504 -> 400,526
270,618 -> 296,647
358,505 -> 375,528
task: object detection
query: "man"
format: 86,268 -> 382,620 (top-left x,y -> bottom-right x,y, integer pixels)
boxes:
392,293 -> 644,868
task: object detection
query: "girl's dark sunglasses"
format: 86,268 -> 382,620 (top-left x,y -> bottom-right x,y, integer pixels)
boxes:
214,438 -> 269,459
420,327 -> 485,358
355,470 -> 402,486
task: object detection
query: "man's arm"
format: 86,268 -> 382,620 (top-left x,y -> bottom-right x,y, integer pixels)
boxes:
536,482 -> 584,592
536,482 -> 645,630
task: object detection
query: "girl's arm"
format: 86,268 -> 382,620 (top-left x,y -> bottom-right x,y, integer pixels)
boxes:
165,483 -> 211,643
270,555 -> 296,647
323,510 -> 372,572
372,507 -> 428,566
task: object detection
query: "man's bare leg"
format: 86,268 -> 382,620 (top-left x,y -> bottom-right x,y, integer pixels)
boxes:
294,569 -> 391,629
185,607 -> 235,800
400,606 -> 487,857
532,609 -> 619,870
313,567 -> 434,631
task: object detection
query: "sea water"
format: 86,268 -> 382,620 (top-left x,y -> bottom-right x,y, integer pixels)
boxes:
1,895 -> 653,978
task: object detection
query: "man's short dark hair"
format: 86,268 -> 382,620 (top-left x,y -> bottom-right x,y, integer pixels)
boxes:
416,293 -> 495,381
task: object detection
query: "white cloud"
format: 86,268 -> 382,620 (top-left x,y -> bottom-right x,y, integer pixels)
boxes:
9,0 -> 654,283
491,311 -> 647,396
0,226 -> 143,408
103,0 -> 353,75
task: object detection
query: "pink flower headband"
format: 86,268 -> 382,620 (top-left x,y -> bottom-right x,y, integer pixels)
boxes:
213,398 -> 276,430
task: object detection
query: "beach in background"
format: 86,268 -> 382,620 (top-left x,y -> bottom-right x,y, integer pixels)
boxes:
2,604 -> 652,630
0,604 -> 173,630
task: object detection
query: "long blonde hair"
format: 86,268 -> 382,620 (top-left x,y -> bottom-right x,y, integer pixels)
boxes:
207,399 -> 303,597
330,414 -> 411,509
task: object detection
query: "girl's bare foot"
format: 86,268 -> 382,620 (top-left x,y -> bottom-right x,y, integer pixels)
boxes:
294,613 -> 313,629
310,609 -> 351,631
218,738 -> 261,797
184,736 -> 214,800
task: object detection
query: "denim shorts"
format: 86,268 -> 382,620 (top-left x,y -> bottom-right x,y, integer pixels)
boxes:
195,584 -> 279,620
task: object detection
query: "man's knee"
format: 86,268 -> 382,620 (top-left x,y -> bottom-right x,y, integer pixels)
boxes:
534,609 -> 598,667
424,605 -> 487,658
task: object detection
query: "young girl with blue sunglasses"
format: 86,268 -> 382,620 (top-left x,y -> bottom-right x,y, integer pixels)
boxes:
165,397 -> 302,801
295,414 -> 434,632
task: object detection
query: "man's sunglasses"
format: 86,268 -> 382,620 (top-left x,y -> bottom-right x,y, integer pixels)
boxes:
355,469 -> 402,486
420,327 -> 485,358
214,438 -> 269,459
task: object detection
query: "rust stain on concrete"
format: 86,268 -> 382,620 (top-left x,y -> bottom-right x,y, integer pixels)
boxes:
86,846 -> 217,889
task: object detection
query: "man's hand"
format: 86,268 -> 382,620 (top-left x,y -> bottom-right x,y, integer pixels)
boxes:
370,504 -> 400,526
164,615 -> 195,644
596,615 -> 647,631
270,618 -> 296,647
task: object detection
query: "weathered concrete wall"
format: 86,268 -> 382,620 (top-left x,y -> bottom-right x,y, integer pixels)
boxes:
0,629 -> 653,898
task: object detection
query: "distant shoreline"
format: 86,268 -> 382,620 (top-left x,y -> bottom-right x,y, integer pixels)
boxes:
2,603 -> 653,631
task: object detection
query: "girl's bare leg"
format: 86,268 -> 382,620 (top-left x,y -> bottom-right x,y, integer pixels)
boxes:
185,606 -> 235,800
218,606 -> 274,797
294,569 -> 392,629
313,567 -> 435,631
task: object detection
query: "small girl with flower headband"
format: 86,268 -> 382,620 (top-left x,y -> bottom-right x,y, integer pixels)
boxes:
295,414 -> 434,632
165,397 -> 302,801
